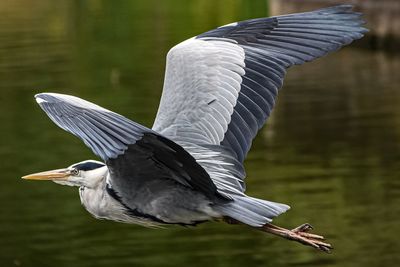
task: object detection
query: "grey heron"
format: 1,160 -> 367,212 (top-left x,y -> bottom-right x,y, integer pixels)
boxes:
23,5 -> 367,253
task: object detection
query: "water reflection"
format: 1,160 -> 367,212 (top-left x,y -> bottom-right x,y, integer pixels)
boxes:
1,1 -> 399,267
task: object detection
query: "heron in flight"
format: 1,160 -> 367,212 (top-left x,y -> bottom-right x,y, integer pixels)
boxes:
23,5 -> 366,252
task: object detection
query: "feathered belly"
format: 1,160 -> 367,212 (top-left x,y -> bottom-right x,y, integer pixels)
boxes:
79,185 -> 219,227
79,186 -> 161,227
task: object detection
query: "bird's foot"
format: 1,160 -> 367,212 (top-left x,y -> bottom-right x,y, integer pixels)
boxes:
261,223 -> 333,253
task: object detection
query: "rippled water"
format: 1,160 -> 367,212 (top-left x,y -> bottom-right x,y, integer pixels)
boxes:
1,1 -> 399,267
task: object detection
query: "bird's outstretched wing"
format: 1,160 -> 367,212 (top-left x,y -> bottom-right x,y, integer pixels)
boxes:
152,5 -> 367,164
35,93 -> 224,202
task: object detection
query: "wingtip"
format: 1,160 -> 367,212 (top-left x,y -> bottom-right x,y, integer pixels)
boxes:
329,4 -> 355,10
362,27 -> 369,34
34,92 -> 70,105
34,93 -> 53,104
35,93 -> 46,104
34,92 -> 52,99
315,4 -> 355,14
337,4 -> 355,8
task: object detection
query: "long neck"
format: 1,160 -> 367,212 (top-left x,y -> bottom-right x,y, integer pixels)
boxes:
79,177 -> 107,219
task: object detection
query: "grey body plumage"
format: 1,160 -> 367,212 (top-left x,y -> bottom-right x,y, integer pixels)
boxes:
24,5 -> 367,252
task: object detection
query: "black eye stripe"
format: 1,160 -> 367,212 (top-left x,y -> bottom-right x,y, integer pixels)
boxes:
72,162 -> 105,171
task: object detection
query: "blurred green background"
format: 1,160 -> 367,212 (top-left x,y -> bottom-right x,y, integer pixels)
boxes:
1,0 -> 399,266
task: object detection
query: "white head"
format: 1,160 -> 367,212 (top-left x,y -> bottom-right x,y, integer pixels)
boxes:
22,160 -> 108,188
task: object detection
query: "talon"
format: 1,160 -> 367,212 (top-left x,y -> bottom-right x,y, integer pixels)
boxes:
297,232 -> 325,240
302,237 -> 333,253
312,240 -> 332,248
260,223 -> 332,253
292,223 -> 313,232
287,228 -> 332,253
319,245 -> 332,253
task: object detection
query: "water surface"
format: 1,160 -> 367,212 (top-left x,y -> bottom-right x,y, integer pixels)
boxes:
1,1 -> 399,267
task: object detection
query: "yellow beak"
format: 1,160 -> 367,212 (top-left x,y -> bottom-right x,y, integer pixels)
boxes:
22,168 -> 71,181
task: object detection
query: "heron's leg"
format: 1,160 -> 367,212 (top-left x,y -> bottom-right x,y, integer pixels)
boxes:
265,223 -> 325,240
261,223 -> 333,253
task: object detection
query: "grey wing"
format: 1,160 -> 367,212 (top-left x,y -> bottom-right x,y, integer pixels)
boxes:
152,5 -> 367,196
36,93 -> 148,160
35,93 -> 226,205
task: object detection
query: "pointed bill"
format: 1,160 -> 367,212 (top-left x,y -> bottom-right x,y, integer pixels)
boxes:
22,168 -> 70,180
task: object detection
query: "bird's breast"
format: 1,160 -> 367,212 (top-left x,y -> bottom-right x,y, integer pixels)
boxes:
79,186 -> 162,227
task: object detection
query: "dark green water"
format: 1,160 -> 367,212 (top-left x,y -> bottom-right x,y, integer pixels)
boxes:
1,1 -> 399,266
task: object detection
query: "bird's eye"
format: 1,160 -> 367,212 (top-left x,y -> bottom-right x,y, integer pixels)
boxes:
71,168 -> 80,176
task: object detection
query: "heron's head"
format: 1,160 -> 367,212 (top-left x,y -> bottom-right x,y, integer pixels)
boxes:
22,160 -> 107,188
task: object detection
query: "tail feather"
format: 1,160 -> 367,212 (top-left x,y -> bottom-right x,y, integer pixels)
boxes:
215,195 -> 290,227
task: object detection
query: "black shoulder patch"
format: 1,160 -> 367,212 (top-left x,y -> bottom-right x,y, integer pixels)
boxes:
73,161 -> 105,171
